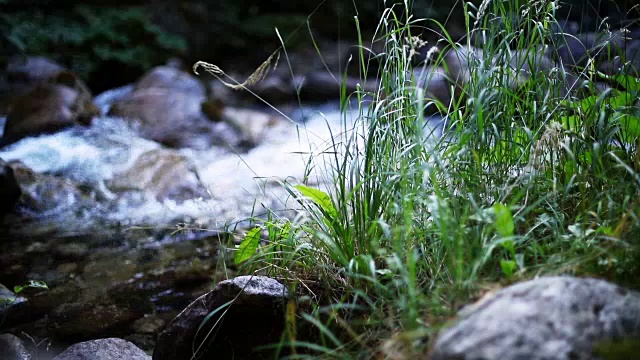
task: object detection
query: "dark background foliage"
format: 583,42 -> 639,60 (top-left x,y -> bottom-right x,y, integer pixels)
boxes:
0,0 -> 635,91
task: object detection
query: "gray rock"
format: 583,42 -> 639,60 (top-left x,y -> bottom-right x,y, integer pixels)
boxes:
0,284 -> 29,329
0,333 -> 32,360
431,276 -> 640,360
553,31 -> 626,70
414,66 -> 452,113
53,338 -> 149,360
444,46 -> 557,93
134,66 -> 206,99
1,79 -> 99,148
153,276 -> 289,360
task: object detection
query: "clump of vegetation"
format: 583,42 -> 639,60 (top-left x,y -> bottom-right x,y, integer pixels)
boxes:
0,5 -> 187,80
203,0 -> 640,357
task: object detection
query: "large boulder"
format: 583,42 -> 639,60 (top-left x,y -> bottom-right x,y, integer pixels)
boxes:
1,56 -> 66,112
53,338 -> 149,360
0,159 -> 21,214
108,65 -> 218,149
134,66 -> 206,98
414,66 -> 452,113
431,276 -> 640,360
107,148 -> 209,202
108,88 -> 217,149
0,333 -> 32,360
153,276 -> 289,360
1,72 -> 99,147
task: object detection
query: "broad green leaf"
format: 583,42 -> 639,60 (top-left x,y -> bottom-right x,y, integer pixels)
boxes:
608,90 -> 638,108
294,185 -> 338,219
234,227 -> 261,265
14,280 -> 48,293
618,115 -> 640,139
493,203 -> 514,237
500,259 -> 517,277
610,74 -> 640,92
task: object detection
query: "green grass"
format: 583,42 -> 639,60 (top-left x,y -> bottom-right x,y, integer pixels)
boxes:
210,0 -> 640,358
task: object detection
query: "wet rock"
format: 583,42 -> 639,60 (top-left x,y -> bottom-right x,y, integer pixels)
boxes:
53,338 -> 149,360
298,71 -> 378,100
219,107 -> 285,147
0,284 -> 29,329
135,66 -> 206,98
0,333 -> 32,360
0,159 -> 21,214
444,46 -> 483,88
153,276 -> 289,360
108,88 -> 218,149
107,148 -> 209,202
3,56 -> 66,100
48,294 -> 152,340
1,72 -> 100,147
431,276 -> 640,360
8,161 -> 93,214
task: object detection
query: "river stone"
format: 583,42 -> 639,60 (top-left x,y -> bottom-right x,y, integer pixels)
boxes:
134,66 -> 206,98
0,283 -> 29,330
106,148 -> 209,202
53,338 -> 149,360
0,159 -> 21,214
8,161 -> 92,214
431,276 -> 640,360
298,71 -> 379,100
218,107 -> 285,148
153,276 -> 289,360
1,72 -> 99,147
0,333 -> 32,360
108,88 -> 220,149
4,56 -> 66,98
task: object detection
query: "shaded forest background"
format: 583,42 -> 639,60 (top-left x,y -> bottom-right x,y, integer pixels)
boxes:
0,0 -> 636,92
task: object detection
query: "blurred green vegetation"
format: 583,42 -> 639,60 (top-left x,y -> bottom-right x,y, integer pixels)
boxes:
0,4 -> 187,83
0,0 -> 632,90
